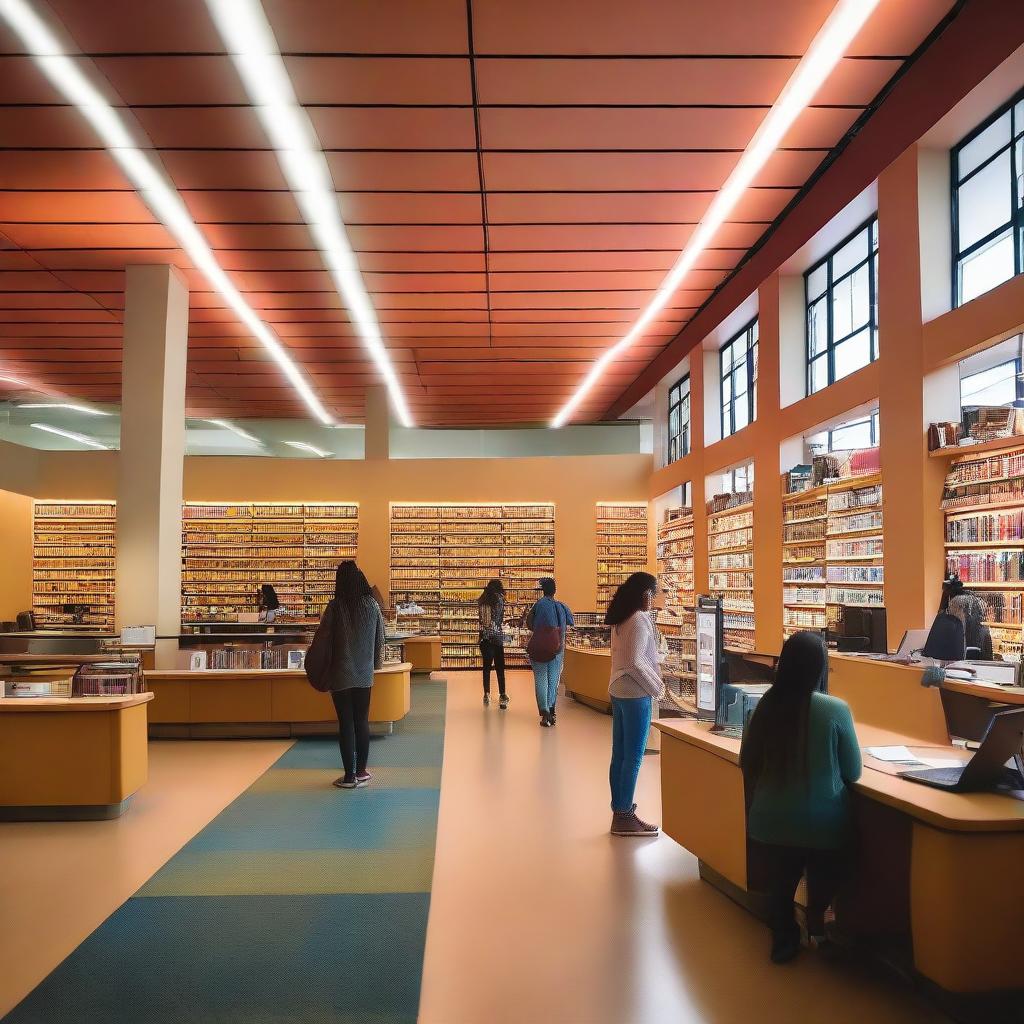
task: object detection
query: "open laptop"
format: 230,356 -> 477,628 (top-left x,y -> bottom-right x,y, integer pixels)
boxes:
895,628 -> 930,660
900,707 -> 1024,792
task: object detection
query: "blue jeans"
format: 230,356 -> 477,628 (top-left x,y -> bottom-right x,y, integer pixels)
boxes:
531,650 -> 564,714
609,696 -> 653,812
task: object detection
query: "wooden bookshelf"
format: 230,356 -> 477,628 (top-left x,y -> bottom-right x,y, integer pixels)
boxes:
942,443 -> 1024,661
596,502 -> 648,610
389,503 -> 555,670
32,501 -> 116,629
181,502 -> 358,623
657,506 -> 697,706
782,483 -> 828,638
706,494 -> 754,652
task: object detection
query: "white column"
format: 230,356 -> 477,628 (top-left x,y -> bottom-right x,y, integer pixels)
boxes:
115,265 -> 188,668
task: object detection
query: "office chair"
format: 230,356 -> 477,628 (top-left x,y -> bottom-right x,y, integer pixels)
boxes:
15,611 -> 35,631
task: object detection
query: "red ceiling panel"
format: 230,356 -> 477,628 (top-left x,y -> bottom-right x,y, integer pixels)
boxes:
0,0 -> 956,425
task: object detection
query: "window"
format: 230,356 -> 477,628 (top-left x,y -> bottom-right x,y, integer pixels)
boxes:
808,409 -> 880,453
720,319 -> 758,438
959,334 -> 1024,409
805,217 -> 878,395
952,88 -> 1024,307
725,463 -> 754,494
667,374 -> 690,463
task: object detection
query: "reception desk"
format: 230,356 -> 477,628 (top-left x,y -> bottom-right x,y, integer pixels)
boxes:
0,693 -> 153,820
657,654 -> 1024,1003
402,635 -> 442,675
563,646 -> 611,713
145,663 -> 412,738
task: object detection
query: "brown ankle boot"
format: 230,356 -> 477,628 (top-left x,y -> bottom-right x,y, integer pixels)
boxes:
610,804 -> 659,837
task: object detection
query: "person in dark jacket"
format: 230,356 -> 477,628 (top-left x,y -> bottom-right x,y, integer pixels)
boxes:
324,562 -> 385,789
478,579 -> 509,709
948,592 -> 994,660
258,583 -> 281,622
739,631 -> 862,964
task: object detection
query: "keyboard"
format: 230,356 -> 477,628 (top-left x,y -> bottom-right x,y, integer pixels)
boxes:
900,766 -> 965,787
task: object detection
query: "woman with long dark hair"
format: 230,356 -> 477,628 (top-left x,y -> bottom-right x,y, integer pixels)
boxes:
477,579 -> 509,709
323,560 -> 385,789
605,571 -> 662,837
739,630 -> 861,963
258,583 -> 281,623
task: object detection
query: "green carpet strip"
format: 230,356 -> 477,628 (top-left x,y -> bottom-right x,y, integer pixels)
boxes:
4,681 -> 447,1024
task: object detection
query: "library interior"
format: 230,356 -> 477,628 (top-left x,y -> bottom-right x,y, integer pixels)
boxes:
2,2 -> 1024,1022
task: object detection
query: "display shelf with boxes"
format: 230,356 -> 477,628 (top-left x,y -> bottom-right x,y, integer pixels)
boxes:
782,484 -> 828,638
389,503 -> 555,669
707,493 -> 754,652
596,502 -> 648,610
824,473 -> 884,634
180,502 -> 358,624
32,501 -> 117,630
942,442 -> 1024,660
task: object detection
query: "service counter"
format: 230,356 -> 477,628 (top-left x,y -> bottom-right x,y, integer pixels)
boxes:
563,646 -> 612,713
145,662 -> 412,738
402,635 -> 442,675
0,693 -> 152,820
657,653 -> 1024,1003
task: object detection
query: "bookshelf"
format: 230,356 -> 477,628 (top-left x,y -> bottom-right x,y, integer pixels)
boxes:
32,501 -> 117,629
389,503 -> 555,670
656,506 -> 697,705
596,502 -> 648,610
943,443 -> 1024,661
826,474 -> 884,633
782,484 -> 828,638
707,493 -> 755,652
181,502 -> 358,623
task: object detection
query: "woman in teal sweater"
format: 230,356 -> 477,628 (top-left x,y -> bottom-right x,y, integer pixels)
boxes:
739,630 -> 862,964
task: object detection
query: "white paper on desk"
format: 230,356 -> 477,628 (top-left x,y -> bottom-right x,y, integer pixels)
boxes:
866,745 -> 918,762
915,757 -> 966,769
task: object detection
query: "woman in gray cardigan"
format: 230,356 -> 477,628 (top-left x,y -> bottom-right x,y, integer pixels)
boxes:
327,561 -> 385,789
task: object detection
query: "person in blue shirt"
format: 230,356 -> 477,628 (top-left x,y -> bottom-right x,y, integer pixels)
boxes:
525,577 -> 574,727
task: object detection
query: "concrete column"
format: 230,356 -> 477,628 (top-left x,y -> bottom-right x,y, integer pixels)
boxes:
878,146 -> 948,648
115,265 -> 188,668
364,385 -> 392,460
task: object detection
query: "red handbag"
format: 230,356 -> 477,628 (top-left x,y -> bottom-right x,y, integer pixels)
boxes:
527,624 -> 563,664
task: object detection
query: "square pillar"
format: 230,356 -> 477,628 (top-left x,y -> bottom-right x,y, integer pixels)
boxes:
115,265 -> 188,668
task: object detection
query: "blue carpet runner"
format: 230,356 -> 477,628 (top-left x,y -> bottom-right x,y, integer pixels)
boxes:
4,681 -> 447,1024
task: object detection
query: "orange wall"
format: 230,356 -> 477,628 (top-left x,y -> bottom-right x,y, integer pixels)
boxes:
0,488 -> 32,621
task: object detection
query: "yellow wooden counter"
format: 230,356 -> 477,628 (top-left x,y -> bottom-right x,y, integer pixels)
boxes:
145,663 -> 412,738
402,635 -> 442,675
563,646 -> 611,713
0,693 -> 152,820
656,709 -> 1024,998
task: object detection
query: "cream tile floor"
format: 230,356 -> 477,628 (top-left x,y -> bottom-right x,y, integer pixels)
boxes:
420,670 -> 945,1024
0,677 -> 945,1023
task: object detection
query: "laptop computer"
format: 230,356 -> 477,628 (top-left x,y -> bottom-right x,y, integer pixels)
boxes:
895,628 -> 930,660
900,707 -> 1024,792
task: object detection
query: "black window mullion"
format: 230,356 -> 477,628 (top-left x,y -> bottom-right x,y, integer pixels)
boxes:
826,252 -> 835,387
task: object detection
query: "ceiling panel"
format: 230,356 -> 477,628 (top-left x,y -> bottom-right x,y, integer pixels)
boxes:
0,0 -> 955,425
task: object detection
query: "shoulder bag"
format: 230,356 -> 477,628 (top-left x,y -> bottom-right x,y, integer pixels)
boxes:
305,599 -> 337,692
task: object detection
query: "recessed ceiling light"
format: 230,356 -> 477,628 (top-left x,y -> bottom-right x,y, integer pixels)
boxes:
20,402 -> 110,416
0,0 -> 334,426
283,440 -> 330,458
31,423 -> 110,450
551,0 -> 882,427
205,0 -> 414,428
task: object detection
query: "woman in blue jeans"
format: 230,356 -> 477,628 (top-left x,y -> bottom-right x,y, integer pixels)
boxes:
606,572 -> 661,836
526,577 -> 574,727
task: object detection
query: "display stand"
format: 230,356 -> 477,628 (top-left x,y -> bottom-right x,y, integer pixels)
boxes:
595,502 -> 648,610
706,494 -> 754,652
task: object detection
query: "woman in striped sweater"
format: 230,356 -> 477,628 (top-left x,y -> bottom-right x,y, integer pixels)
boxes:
605,571 -> 662,837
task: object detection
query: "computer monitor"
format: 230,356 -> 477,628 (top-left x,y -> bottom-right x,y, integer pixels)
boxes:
838,605 -> 887,654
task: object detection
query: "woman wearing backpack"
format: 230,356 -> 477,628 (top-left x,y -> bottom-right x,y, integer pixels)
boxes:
526,577 -> 574,727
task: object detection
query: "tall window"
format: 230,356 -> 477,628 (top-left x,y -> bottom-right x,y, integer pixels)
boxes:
667,374 -> 690,464
720,319 -> 758,438
952,88 -> 1024,307
805,217 -> 879,395
807,409 -> 880,453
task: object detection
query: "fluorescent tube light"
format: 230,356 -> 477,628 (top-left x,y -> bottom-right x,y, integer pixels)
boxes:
31,423 -> 110,450
0,0 -> 333,426
283,440 -> 330,458
0,373 -> 29,387
551,0 -> 882,427
204,418 -> 262,444
20,402 -> 110,416
205,0 -> 414,428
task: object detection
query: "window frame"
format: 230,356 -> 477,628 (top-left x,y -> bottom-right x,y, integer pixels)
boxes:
804,215 -> 879,396
825,409 -> 879,452
950,85 -> 1024,308
666,373 -> 690,464
719,318 -> 758,440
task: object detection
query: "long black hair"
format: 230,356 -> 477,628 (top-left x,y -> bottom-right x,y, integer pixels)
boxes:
259,584 -> 280,610
745,630 -> 827,784
478,578 -> 505,608
333,560 -> 371,618
604,572 -> 657,626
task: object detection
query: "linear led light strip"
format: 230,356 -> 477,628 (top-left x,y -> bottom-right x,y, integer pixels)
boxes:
551,0 -> 882,428
205,0 -> 414,428
0,0 -> 333,425
31,423 -> 109,450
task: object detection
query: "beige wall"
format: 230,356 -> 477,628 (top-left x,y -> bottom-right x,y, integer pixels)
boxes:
0,449 -> 652,616
0,488 -> 32,621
